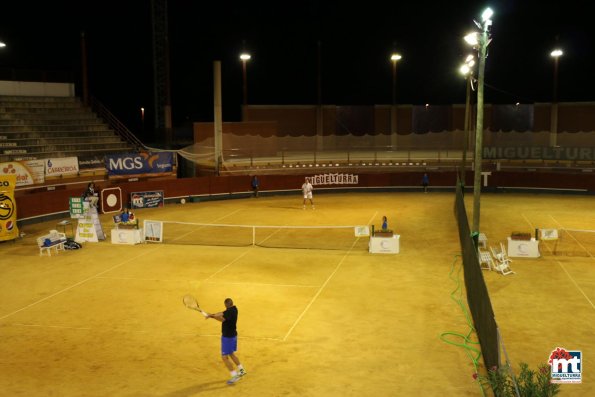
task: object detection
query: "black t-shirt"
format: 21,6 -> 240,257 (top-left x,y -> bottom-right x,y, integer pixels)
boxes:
222,306 -> 238,337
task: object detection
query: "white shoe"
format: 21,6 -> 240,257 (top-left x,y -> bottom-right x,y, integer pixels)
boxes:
226,375 -> 240,385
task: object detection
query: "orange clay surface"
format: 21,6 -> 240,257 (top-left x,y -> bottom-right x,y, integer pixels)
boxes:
1,192 -> 593,396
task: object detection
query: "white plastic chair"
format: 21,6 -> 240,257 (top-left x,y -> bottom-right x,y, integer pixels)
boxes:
478,249 -> 495,271
489,244 -> 514,276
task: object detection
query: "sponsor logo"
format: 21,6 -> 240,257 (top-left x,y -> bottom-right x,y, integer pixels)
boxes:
549,347 -> 582,384
0,194 -> 15,220
310,173 -> 359,185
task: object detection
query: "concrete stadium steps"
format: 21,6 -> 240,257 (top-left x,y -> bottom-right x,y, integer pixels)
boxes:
0,118 -> 102,125
0,96 -> 80,106
0,147 -> 132,163
0,111 -> 97,119
0,130 -> 119,139
0,95 -> 137,162
0,124 -> 110,132
1,136 -> 125,146
2,141 -> 130,153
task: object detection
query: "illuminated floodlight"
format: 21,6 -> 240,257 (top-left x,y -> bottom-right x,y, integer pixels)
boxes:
464,32 -> 479,46
390,53 -> 402,61
482,8 -> 494,22
460,64 -> 471,75
240,53 -> 251,61
550,49 -> 563,58
0,42 -> 6,48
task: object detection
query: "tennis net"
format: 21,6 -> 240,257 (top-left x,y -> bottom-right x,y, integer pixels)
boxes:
540,228 -> 595,257
150,220 -> 370,250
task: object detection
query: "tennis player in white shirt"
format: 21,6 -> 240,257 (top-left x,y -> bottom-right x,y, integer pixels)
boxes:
302,177 -> 315,209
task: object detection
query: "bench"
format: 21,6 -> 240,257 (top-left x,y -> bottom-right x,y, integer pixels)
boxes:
37,230 -> 67,256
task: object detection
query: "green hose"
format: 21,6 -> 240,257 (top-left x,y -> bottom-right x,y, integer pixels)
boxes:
439,255 -> 486,396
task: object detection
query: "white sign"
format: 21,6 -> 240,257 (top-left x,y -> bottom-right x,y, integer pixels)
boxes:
540,229 -> 559,241
111,228 -> 143,245
45,157 -> 79,177
310,173 -> 359,185
355,226 -> 370,237
75,218 -> 98,242
144,220 -> 163,243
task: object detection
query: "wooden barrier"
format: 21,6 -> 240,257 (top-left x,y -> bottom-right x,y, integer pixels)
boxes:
15,171 -> 595,221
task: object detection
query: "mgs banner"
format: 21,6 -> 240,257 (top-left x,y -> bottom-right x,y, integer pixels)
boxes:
0,174 -> 19,241
105,152 -> 174,176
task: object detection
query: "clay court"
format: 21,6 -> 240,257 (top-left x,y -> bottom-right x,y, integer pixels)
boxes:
1,191 -> 593,396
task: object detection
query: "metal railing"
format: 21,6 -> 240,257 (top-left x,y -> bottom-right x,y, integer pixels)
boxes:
90,96 -> 146,151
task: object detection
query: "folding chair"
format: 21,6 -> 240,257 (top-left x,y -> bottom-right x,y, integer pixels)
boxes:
489,244 -> 515,276
478,249 -> 495,271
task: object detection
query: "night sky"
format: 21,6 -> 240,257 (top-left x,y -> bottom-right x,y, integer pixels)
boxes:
0,0 -> 592,140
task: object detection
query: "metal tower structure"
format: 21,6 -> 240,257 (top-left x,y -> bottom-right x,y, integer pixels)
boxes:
150,0 -> 172,144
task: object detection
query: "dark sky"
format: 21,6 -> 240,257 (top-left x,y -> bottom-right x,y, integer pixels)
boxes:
0,0 -> 592,139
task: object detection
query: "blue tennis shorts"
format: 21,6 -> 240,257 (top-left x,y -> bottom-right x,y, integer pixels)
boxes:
221,336 -> 237,356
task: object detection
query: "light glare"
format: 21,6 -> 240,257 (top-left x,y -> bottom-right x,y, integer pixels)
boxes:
390,53 -> 402,61
240,53 -> 251,61
550,49 -> 563,57
482,7 -> 494,22
464,33 -> 479,46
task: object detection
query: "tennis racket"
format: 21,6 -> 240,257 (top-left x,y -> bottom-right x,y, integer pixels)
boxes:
183,294 -> 209,318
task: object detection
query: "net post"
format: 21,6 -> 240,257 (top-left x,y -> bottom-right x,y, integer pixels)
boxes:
252,226 -> 256,246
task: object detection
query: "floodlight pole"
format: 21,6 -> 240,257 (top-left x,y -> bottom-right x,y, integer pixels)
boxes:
461,73 -> 472,185
549,49 -> 562,147
472,19 -> 490,235
390,53 -> 402,149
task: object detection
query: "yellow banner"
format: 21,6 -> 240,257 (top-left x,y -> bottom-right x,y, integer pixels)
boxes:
0,174 -> 19,241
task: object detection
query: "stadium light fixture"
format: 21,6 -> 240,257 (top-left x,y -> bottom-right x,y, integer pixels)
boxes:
239,53 -> 251,61
0,42 -> 6,48
482,7 -> 494,22
459,54 -> 476,185
464,33 -> 479,46
550,49 -> 563,58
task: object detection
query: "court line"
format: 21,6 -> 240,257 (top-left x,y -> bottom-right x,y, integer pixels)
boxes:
203,281 -> 320,288
522,213 -> 595,310
0,209 -> 244,322
94,276 -> 319,288
549,215 -> 595,259
282,211 -> 378,341
0,247 -> 162,321
8,323 -> 283,341
203,250 -> 251,282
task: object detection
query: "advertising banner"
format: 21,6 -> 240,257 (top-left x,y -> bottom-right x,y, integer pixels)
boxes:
78,154 -> 105,171
0,160 -> 45,186
0,174 -> 19,241
130,191 -> 164,209
45,157 -> 79,177
105,152 -> 173,176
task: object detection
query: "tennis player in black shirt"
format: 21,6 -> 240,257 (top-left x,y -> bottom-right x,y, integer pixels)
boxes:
207,298 -> 246,384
